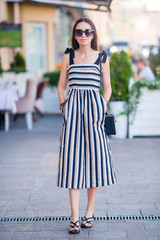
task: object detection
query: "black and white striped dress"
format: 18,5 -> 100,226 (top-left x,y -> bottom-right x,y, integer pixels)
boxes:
57,47 -> 117,189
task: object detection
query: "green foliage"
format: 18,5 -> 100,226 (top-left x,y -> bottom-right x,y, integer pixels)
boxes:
0,57 -> 3,75
110,51 -> 133,101
9,52 -> 26,73
149,47 -> 160,76
155,65 -> 160,78
121,78 -> 160,124
43,69 -> 61,87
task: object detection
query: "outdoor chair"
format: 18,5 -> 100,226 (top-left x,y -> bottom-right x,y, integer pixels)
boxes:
33,77 -> 49,121
15,79 -> 37,130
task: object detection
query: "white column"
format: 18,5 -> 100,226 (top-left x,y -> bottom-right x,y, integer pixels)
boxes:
0,0 -> 10,70
13,2 -> 20,24
0,0 -> 8,21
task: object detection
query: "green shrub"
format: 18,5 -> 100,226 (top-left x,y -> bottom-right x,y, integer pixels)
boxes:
9,52 -> 26,73
43,69 -> 61,87
110,50 -> 133,101
149,47 -> 160,77
0,57 -> 3,75
122,78 -> 160,124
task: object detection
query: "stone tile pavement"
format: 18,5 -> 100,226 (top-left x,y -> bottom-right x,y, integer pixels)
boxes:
0,114 -> 160,240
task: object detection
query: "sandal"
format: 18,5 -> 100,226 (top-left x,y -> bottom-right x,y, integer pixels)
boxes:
68,219 -> 80,234
81,213 -> 94,228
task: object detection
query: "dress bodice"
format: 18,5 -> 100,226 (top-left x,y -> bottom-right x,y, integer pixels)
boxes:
64,47 -> 107,66
64,47 -> 107,91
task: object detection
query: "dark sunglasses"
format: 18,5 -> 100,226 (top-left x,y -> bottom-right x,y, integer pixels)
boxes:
75,29 -> 94,37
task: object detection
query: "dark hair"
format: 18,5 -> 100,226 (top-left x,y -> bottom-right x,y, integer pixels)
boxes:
135,58 -> 147,66
71,17 -> 98,51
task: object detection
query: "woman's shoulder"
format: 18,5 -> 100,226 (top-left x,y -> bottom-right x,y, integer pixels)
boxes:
100,50 -> 108,63
64,47 -> 74,54
64,47 -> 75,60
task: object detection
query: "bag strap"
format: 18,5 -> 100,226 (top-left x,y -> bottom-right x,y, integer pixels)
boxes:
99,51 -> 110,114
99,52 -> 103,94
99,51 -> 108,93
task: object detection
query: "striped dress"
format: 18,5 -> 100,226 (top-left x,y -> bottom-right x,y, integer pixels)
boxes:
57,47 -> 117,189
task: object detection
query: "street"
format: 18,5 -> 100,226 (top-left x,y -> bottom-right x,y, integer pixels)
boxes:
0,114 -> 160,240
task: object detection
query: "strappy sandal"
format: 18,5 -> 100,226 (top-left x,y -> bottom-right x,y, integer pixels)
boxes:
81,214 -> 94,228
68,219 -> 80,234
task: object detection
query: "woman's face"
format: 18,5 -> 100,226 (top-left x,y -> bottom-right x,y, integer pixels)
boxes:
74,22 -> 94,47
136,61 -> 145,71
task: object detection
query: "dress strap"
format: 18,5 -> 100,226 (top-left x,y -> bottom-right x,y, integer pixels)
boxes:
102,50 -> 107,63
96,50 -> 107,66
64,47 -> 75,65
94,52 -> 101,65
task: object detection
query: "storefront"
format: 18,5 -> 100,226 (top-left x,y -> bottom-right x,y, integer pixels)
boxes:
0,0 -> 111,74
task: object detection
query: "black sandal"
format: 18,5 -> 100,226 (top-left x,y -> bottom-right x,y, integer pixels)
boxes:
81,214 -> 94,228
68,219 -> 80,234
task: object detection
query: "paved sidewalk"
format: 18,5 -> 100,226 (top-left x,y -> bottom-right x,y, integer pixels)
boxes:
0,114 -> 160,240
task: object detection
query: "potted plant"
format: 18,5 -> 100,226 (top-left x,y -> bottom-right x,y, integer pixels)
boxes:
8,52 -> 26,73
0,57 -> 3,75
109,50 -> 133,139
42,66 -> 61,113
148,47 -> 160,76
127,48 -> 160,127
43,69 -> 61,88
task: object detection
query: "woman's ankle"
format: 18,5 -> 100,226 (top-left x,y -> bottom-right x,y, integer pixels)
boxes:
71,213 -> 79,222
85,208 -> 94,217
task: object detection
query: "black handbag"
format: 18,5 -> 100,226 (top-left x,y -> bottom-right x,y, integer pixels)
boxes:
104,109 -> 116,135
99,52 -> 116,136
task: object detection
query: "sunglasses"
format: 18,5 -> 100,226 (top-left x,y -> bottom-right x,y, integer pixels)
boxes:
75,29 -> 94,37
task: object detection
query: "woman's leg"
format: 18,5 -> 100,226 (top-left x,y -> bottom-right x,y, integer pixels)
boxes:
82,187 -> 98,227
69,189 -> 81,231
85,187 -> 98,216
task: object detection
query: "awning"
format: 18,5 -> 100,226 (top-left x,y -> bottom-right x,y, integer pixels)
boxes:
6,0 -> 113,12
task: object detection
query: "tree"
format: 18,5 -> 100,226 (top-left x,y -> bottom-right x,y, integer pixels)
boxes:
110,50 -> 133,101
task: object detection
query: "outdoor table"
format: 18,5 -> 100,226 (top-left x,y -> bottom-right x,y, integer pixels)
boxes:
0,84 -> 20,131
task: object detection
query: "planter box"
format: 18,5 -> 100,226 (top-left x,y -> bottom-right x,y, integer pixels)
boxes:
129,87 -> 160,138
42,85 -> 70,113
42,86 -> 60,113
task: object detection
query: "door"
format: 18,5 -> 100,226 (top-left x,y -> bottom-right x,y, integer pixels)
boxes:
26,23 -> 47,72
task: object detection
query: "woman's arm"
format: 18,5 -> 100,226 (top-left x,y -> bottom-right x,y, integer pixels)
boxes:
102,56 -> 112,105
134,72 -> 144,80
57,52 -> 69,110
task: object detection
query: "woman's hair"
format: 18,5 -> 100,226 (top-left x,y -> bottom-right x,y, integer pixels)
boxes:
71,17 -> 98,51
135,58 -> 147,66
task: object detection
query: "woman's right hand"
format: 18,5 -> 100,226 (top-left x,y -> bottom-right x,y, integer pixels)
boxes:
60,101 -> 65,112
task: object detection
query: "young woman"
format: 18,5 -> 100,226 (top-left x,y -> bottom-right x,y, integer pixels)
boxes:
57,17 -> 117,234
